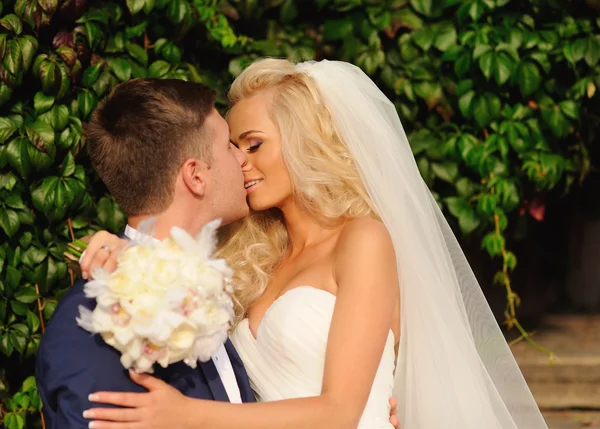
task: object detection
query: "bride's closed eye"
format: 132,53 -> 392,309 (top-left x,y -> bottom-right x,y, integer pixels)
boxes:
247,141 -> 263,153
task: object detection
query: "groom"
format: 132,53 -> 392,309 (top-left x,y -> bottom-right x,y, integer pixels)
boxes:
36,78 -> 256,428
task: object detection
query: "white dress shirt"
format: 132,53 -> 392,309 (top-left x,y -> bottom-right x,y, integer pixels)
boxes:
124,225 -> 242,403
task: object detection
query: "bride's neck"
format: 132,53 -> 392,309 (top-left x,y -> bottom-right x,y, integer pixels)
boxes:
279,199 -> 342,255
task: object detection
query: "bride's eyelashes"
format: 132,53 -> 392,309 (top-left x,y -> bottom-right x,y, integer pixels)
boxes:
247,141 -> 263,153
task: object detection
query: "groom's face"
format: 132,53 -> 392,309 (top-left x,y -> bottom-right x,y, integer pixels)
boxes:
202,109 -> 249,225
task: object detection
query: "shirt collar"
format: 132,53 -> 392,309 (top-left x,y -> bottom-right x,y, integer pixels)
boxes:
124,224 -> 160,243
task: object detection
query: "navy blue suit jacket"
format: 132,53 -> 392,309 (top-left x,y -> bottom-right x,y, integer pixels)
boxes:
36,278 -> 254,428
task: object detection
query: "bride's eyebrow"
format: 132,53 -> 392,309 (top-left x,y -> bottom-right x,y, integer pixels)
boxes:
238,130 -> 263,140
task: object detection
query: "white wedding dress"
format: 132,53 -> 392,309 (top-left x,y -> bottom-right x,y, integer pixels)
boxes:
230,286 -> 397,428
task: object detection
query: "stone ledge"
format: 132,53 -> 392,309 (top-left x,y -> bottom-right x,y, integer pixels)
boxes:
510,314 -> 600,409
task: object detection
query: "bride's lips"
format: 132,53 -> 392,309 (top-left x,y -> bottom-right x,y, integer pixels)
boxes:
244,178 -> 263,194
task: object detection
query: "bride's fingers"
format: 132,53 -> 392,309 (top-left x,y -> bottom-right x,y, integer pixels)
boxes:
89,391 -> 148,408
88,420 -> 141,429
84,407 -> 141,422
80,231 -> 112,278
129,370 -> 169,391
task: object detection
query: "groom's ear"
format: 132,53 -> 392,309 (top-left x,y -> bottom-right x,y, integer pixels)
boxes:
180,158 -> 208,197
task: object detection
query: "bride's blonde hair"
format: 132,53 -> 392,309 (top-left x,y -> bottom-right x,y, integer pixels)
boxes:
216,58 -> 378,322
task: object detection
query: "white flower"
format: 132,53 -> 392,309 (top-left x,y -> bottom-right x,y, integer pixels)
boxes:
76,219 -> 235,373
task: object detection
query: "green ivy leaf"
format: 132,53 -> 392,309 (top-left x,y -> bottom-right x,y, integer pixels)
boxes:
60,152 -> 76,177
0,14 -> 23,35
78,89 -> 98,120
541,104 -> 570,138
0,118 -> 17,144
18,35 -> 38,71
4,412 -> 25,429
445,196 -> 480,234
82,63 -> 103,88
323,19 -> 353,41
31,176 -> 62,214
476,193 -> 497,216
413,27 -> 435,51
495,52 -> 514,85
0,333 -> 13,356
34,92 -> 55,114
455,177 -> 479,198
42,299 -> 56,321
4,39 -> 23,77
167,0 -> 187,23
107,57 -> 132,82
472,93 -> 501,128
96,196 -> 126,233
26,310 -> 40,334
9,331 -> 26,354
26,120 -> 54,153
559,100 -> 579,120
127,0 -> 146,14
144,0 -> 156,13
79,21 -> 103,51
516,61 -> 541,97
6,137 -> 32,179
584,35 -> 600,67
5,266 -> 22,296
454,52 -> 471,77
22,246 -> 48,268
148,60 -> 171,78
505,251 -> 517,271
411,0 -> 443,18
14,287 -> 38,304
481,232 -> 504,257
126,43 -> 148,66
0,210 -> 19,238
458,90 -> 475,118
0,301 -> 6,323
160,42 -> 182,64
433,21 -> 456,51
0,172 -> 18,191
92,71 -> 117,97
431,161 -> 458,183
39,105 -> 69,131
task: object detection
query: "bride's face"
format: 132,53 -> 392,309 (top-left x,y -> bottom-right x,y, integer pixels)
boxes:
228,90 -> 293,211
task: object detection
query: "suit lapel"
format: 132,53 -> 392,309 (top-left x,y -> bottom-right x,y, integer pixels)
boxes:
198,359 -> 230,402
224,339 -> 255,402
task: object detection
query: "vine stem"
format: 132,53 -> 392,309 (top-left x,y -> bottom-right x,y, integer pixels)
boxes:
493,213 -> 555,362
35,284 -> 45,334
67,218 -> 76,287
35,283 -> 48,429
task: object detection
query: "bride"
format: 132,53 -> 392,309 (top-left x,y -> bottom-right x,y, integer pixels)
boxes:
78,59 -> 548,429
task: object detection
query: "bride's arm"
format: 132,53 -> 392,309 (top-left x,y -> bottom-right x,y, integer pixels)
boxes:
87,218 -> 399,429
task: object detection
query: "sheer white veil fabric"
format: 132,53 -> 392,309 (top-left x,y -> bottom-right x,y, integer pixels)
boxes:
296,59 -> 548,429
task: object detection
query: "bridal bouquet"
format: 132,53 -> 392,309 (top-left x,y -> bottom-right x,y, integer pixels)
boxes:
74,219 -> 235,373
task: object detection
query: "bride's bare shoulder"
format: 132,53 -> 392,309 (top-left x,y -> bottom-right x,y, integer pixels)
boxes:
334,217 -> 394,258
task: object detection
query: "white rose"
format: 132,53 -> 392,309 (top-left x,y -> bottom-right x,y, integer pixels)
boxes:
169,324 -> 196,351
192,329 -> 229,362
198,268 -> 224,297
92,307 -> 115,333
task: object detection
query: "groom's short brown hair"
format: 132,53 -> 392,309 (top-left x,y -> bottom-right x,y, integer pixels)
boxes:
87,78 -> 217,215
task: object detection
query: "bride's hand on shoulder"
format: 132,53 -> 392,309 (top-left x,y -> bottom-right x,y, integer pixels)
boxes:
85,371 -> 196,429
80,230 -> 128,280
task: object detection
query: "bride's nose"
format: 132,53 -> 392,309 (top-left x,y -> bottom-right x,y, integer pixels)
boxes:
241,157 -> 253,172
